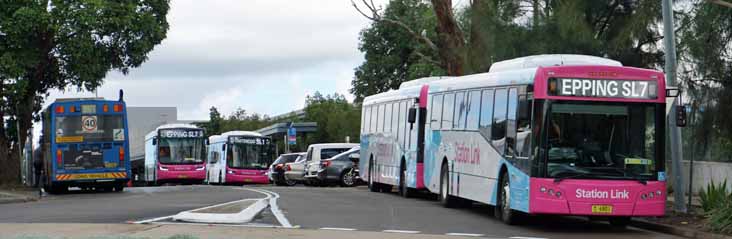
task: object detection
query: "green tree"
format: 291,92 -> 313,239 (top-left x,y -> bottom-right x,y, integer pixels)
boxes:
0,0 -> 170,184
351,0 -> 445,102
304,92 -> 361,144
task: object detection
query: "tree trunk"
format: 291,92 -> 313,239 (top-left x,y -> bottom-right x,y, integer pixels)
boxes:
430,0 -> 466,76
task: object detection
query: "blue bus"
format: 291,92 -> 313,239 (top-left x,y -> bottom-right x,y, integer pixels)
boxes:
39,92 -> 131,193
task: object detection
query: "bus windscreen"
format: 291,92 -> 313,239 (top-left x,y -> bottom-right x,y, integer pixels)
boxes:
55,115 -> 125,142
158,138 -> 206,165
546,101 -> 658,181
227,138 -> 272,169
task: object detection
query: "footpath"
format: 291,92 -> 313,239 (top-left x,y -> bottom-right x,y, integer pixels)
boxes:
631,196 -> 732,239
0,187 -> 38,204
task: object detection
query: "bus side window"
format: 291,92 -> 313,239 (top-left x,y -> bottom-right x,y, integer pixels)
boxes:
384,103 -> 393,134
376,104 -> 384,133
431,95 -> 444,130
442,93 -> 455,130
492,89 -> 508,155
479,89 -> 494,141
518,92 -> 532,158
396,101 -> 404,148
466,90 -> 481,130
453,91 -> 466,129
370,105 -> 377,134
363,107 -> 370,134
506,88 -> 518,157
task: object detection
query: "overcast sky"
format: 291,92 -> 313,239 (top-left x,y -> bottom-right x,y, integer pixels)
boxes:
43,0 -> 389,120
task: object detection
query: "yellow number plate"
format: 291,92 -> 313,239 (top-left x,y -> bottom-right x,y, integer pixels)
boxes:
244,178 -> 252,182
591,205 -> 613,214
178,175 -> 189,179
104,162 -> 118,168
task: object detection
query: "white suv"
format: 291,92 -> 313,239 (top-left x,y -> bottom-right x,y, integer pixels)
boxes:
303,143 -> 358,185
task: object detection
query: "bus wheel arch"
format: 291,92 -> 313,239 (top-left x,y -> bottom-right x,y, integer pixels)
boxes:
439,157 -> 457,207
368,155 -> 378,192
496,164 -> 518,224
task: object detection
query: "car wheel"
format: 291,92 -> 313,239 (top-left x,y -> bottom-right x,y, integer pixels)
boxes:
341,169 -> 356,187
285,178 -> 297,186
439,163 -> 458,207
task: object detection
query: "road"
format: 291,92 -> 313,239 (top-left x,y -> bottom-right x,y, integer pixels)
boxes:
0,185 -> 682,239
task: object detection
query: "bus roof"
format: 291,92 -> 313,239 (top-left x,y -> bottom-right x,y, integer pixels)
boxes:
488,54 -> 622,73
209,131 -> 264,144
145,123 -> 202,140
54,97 -> 106,102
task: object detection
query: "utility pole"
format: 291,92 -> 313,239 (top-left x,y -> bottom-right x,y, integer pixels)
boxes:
663,0 -> 687,213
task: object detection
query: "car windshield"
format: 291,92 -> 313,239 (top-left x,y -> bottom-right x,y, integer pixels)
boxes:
158,138 -> 206,164
329,148 -> 359,161
546,101 -> 660,180
273,154 -> 301,165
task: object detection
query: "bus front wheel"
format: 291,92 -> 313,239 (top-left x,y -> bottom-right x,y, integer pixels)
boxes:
399,165 -> 411,198
368,160 -> 379,192
496,171 -> 517,225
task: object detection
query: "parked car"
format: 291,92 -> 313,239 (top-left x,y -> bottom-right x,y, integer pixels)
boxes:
312,147 -> 360,186
284,155 -> 308,184
303,143 -> 358,185
269,152 -> 304,186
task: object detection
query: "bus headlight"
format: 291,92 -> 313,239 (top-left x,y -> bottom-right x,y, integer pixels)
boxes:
227,170 -> 235,174
159,166 -> 169,171
195,166 -> 205,171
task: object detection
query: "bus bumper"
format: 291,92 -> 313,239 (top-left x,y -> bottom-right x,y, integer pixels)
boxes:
157,170 -> 206,182
528,178 -> 666,216
225,174 -> 269,184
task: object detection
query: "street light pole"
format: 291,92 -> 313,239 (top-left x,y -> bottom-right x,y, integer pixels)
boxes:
662,0 -> 687,213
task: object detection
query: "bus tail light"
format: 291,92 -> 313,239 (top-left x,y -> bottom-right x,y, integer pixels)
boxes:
55,106 -> 64,113
56,149 -> 62,165
69,106 -> 76,113
113,104 -> 123,112
119,147 -> 125,162
103,104 -> 109,112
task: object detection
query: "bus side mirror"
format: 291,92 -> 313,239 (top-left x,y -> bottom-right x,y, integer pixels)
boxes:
222,144 -> 226,151
152,138 -> 157,146
676,105 -> 687,127
408,108 -> 416,124
205,139 -> 209,145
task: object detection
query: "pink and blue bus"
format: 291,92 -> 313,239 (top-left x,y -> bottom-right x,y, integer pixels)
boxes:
206,131 -> 274,184
360,55 -> 672,226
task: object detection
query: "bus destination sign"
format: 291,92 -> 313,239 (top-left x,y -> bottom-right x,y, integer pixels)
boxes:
159,129 -> 204,138
553,78 -> 657,99
230,137 -> 269,145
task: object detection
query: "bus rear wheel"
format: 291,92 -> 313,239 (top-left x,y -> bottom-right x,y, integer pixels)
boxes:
439,163 -> 458,207
368,160 -> 379,192
399,165 -> 411,198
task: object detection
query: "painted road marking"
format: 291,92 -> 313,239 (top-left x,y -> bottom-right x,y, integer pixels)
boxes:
383,230 -> 421,234
446,233 -> 485,237
510,237 -> 548,239
320,227 -> 357,231
237,187 -> 294,228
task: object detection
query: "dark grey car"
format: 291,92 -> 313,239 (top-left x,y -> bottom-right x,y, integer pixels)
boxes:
314,147 -> 360,187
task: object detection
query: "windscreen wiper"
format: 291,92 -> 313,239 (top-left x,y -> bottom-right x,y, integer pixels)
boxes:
553,173 -> 592,183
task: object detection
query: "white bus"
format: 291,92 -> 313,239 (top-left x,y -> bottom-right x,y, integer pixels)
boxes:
144,124 -> 207,185
206,131 -> 274,184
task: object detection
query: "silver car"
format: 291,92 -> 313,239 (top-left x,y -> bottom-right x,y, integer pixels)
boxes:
308,147 -> 360,187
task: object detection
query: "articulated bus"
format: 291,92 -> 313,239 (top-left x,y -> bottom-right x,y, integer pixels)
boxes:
39,94 -> 131,193
206,131 -> 274,184
143,124 -> 207,185
360,55 -> 673,226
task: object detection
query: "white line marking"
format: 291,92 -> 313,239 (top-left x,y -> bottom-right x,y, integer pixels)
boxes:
383,230 -> 421,234
132,187 -> 269,224
446,233 -> 485,237
237,188 -> 294,228
131,215 -> 175,224
320,227 -> 357,231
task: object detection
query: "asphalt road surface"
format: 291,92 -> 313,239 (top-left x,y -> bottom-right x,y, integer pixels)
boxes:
0,184 -> 683,239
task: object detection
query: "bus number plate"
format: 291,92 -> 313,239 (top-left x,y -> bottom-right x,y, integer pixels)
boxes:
591,205 -> 613,214
178,175 -> 188,179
